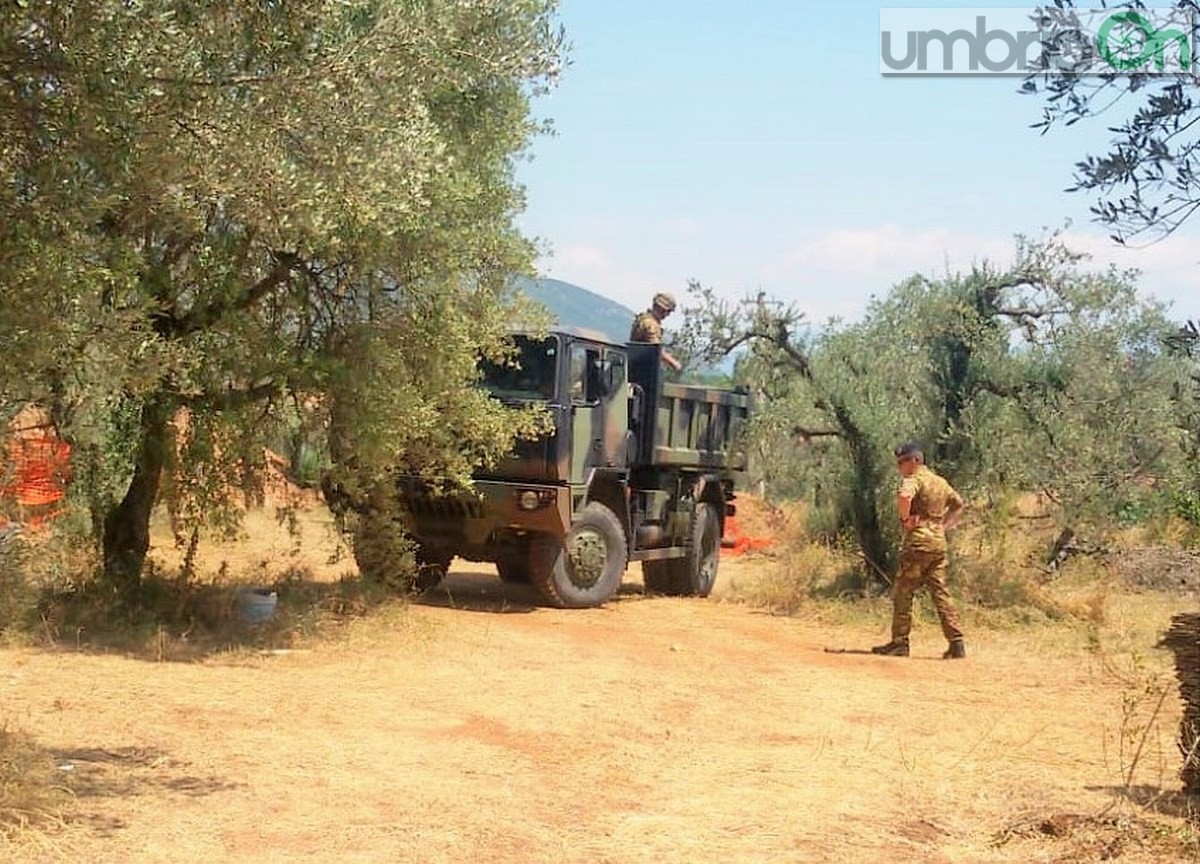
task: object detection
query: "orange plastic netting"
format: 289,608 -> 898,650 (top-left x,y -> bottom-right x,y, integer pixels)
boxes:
721,515 -> 773,556
0,429 -> 71,528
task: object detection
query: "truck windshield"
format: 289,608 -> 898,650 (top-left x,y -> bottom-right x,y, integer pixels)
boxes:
479,336 -> 558,401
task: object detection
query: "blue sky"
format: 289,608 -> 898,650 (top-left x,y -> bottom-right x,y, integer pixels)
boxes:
515,1 -> 1198,322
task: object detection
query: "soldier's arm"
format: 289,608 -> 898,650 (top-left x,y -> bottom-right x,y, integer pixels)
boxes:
897,479 -> 918,531
661,349 -> 682,371
944,488 -> 965,530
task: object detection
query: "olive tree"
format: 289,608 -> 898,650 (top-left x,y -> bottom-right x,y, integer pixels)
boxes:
683,234 -> 1194,583
1024,1 -> 1200,241
0,0 -> 564,587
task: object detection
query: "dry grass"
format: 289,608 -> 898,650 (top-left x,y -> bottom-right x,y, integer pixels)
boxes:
0,724 -> 68,839
723,497 -> 868,616
3,497 -> 1200,861
724,542 -> 854,615
3,558 -> 1199,863
725,493 -> 1116,630
5,505 -> 409,661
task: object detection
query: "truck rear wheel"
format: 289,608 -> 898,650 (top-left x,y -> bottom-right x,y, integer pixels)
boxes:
686,503 -> 721,597
530,502 -> 627,608
642,503 -> 721,597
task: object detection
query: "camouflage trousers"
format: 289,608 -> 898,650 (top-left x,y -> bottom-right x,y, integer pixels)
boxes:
891,550 -> 964,643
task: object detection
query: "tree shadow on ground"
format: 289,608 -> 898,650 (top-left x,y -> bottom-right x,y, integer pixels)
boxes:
28,564 -> 657,661
50,745 -> 244,837
1086,784 -> 1199,819
31,573 -> 410,663
417,567 -> 650,614
418,569 -> 539,614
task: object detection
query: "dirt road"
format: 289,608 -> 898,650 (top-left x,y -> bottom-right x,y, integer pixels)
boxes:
1,558 -> 1191,863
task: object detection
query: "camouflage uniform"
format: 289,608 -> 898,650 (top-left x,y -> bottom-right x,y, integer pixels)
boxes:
891,465 -> 965,644
630,311 -> 664,343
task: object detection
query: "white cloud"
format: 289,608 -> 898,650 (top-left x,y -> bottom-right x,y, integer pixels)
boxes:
537,243 -> 660,310
764,224 -> 1198,321
535,222 -> 1199,325
766,225 -> 1010,285
1058,230 -> 1198,314
761,225 -> 1014,322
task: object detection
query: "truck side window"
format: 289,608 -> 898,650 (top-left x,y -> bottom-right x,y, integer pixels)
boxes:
569,346 -> 587,402
569,345 -> 601,403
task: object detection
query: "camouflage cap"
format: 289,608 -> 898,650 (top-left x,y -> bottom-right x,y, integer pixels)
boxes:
893,441 -> 924,459
652,292 -> 677,312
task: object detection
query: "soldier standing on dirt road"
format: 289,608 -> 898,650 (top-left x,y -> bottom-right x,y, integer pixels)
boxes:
630,292 -> 683,371
872,441 -> 968,660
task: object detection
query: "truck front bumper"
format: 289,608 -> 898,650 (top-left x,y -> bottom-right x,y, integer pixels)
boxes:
398,479 -> 572,557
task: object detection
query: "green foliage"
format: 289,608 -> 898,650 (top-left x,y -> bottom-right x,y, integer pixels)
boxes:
683,231 -> 1199,573
0,532 -> 32,637
1024,1 -> 1200,241
1171,490 -> 1200,528
0,1 -> 566,583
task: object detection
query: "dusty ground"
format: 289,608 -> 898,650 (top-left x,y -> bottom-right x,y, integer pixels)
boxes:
2,511 -> 1199,862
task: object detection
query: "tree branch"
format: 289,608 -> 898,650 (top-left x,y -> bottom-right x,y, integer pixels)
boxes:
175,253 -> 299,336
791,425 -> 843,442
179,379 -> 280,412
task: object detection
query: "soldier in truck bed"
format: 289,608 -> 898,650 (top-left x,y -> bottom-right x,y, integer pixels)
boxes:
630,292 -> 683,371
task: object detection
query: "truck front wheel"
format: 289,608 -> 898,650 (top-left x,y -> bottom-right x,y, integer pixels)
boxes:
414,549 -> 452,592
530,502 -> 627,608
352,509 -> 449,594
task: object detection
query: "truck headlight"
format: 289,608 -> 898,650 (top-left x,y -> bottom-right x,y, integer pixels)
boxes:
518,490 -> 542,511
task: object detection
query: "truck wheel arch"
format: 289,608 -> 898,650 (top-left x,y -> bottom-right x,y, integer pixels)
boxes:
585,469 -> 632,551
690,475 -> 729,535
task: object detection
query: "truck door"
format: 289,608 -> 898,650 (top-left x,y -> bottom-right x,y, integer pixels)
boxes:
567,342 -> 604,485
600,348 -> 629,469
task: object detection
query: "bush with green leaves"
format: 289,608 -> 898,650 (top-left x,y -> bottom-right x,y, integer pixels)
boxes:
0,0 -> 565,589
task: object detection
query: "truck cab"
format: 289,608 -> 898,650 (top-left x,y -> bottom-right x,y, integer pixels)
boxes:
394,327 -> 750,608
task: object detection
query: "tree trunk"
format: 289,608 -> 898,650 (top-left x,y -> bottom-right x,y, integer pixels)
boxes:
834,404 -> 894,586
1044,526 -> 1078,574
102,398 -> 171,590
847,454 -> 893,585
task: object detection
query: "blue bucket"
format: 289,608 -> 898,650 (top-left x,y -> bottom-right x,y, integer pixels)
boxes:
237,588 -> 278,624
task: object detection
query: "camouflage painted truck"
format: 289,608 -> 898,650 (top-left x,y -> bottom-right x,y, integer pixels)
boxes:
393,326 -> 752,608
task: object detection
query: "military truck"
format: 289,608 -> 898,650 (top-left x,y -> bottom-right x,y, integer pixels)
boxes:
393,327 -> 751,608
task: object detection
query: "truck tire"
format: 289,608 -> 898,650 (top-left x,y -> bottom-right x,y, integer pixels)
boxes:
642,503 -> 721,597
530,502 -> 627,608
684,503 -> 722,597
414,549 -> 451,592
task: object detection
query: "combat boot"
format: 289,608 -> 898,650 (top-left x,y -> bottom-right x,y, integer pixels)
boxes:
943,639 -> 966,659
871,639 -> 909,657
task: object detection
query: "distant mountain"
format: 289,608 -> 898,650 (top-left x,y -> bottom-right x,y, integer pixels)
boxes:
516,277 -> 637,343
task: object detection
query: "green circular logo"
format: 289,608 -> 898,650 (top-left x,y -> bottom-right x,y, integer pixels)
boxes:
1097,11 -> 1157,71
